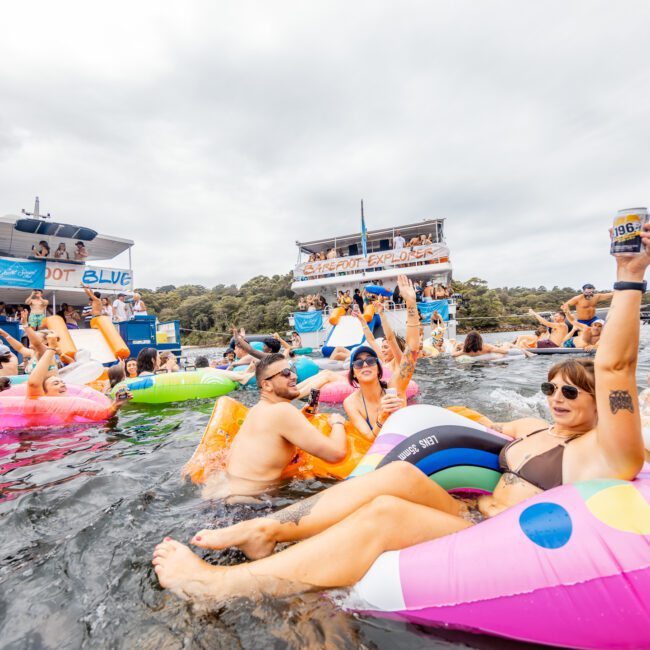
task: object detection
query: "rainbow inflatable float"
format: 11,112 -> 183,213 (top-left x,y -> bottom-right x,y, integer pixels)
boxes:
342,405 -> 650,649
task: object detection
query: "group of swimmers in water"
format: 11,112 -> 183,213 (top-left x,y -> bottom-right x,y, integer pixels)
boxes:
150,233 -> 650,605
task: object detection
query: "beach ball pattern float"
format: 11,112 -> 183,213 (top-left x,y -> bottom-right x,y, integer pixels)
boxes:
519,502 -> 573,549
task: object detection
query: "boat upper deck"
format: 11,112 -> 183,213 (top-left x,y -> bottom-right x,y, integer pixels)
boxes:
292,218 -> 451,292
0,204 -> 135,307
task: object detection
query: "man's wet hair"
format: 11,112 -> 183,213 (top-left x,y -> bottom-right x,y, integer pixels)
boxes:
263,337 -> 282,354
255,352 -> 287,385
195,356 -> 209,368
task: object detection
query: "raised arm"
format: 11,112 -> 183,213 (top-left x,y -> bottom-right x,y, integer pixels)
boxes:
390,275 -> 419,395
596,292 -> 614,303
592,227 -> 649,478
561,295 -> 581,310
26,342 -> 57,397
353,311 -> 382,358
279,406 -> 347,462
527,308 -> 554,328
0,327 -> 30,356
375,301 -> 402,363
20,311 -> 46,358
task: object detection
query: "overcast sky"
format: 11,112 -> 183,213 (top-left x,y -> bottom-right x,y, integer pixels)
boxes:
1,1 -> 649,291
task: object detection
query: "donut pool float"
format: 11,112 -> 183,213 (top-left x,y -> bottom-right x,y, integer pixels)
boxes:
341,405 -> 650,649
112,369 -> 237,404
319,366 -> 419,404
0,384 -> 112,429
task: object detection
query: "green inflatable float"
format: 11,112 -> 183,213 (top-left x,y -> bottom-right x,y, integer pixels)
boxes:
112,369 -> 237,404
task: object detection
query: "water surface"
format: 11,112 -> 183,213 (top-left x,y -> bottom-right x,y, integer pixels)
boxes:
2,330 -> 649,649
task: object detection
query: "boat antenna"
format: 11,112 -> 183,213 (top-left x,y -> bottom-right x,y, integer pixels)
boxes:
21,196 -> 51,220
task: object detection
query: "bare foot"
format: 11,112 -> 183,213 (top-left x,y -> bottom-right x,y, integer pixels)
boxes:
152,538 -> 231,601
190,518 -> 279,559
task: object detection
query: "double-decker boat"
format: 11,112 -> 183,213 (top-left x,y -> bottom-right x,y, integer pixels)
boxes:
290,218 -> 457,349
0,198 -> 180,362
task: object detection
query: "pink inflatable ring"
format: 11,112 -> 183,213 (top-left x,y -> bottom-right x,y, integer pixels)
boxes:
0,384 -> 112,429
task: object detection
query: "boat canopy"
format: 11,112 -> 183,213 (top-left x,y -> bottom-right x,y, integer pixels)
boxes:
295,219 -> 444,257
0,214 -> 133,261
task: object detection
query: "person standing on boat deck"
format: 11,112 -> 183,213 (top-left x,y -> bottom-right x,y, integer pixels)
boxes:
112,294 -> 129,323
353,289 -> 364,312
25,290 -> 48,330
54,242 -> 69,260
528,308 -> 569,348
31,241 -> 50,258
393,231 -> 406,250
561,284 -> 614,326
101,297 -> 113,319
422,282 -> 434,301
82,285 -> 102,318
81,299 -> 94,327
74,241 -> 88,261
132,293 -> 147,316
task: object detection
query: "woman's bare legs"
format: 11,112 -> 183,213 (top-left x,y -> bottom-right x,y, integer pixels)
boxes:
191,462 -> 461,558
153,494 -> 471,601
295,370 -> 342,399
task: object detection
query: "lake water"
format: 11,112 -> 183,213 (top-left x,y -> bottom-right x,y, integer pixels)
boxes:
2,330 -> 650,649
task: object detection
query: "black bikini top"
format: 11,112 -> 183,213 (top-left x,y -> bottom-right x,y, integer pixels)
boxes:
498,428 -> 580,491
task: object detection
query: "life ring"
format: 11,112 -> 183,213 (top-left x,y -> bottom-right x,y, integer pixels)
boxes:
181,395 -> 372,482
0,384 -> 112,429
112,369 -> 237,404
319,367 -> 419,404
341,404 -> 650,649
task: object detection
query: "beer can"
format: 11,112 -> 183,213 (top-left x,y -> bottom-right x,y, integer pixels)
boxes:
610,207 -> 649,256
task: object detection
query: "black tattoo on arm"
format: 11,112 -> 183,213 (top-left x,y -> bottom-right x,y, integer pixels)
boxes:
609,390 -> 634,415
269,493 -> 322,526
398,345 -> 415,382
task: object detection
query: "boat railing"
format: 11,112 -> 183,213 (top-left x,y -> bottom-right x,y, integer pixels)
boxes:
293,243 -> 450,282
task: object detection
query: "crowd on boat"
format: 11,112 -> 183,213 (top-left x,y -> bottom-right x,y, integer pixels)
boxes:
29,239 -> 90,262
0,289 -> 147,332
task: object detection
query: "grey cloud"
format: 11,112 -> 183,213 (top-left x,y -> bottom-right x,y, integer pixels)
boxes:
0,0 -> 649,292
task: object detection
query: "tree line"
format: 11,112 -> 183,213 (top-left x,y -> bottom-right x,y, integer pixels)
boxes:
138,274 -> 644,344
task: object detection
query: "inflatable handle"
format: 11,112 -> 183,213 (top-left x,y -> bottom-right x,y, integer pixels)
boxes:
42,315 -> 77,361
363,304 -> 375,322
329,307 -> 345,326
90,315 -> 130,360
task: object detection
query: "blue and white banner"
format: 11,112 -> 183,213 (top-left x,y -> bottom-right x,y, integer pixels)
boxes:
417,300 -> 449,323
0,256 -> 45,289
294,310 -> 323,333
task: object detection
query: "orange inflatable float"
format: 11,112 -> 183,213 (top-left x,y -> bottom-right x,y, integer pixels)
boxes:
182,396 -> 373,483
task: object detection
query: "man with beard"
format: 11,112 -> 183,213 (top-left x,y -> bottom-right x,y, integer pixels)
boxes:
561,283 -> 613,326
224,353 -> 347,492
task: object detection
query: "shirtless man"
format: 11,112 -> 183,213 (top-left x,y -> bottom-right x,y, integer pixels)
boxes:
218,353 -> 347,497
81,285 -> 102,318
561,284 -> 613,326
527,308 -> 568,348
25,289 -> 48,330
511,325 -> 548,349
562,305 -> 603,351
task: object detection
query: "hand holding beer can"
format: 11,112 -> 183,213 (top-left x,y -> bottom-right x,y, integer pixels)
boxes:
611,207 -> 649,257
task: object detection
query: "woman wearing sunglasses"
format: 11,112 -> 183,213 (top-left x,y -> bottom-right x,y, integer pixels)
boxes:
154,227 -> 648,603
343,275 -> 420,439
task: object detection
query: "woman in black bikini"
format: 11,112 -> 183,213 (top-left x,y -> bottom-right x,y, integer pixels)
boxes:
153,228 -> 649,603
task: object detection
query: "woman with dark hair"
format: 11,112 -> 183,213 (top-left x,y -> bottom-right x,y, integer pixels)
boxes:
125,358 -> 138,379
343,276 -> 420,439
451,330 -> 508,358
32,241 -> 50,258
154,226 -> 649,604
136,347 -> 160,376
